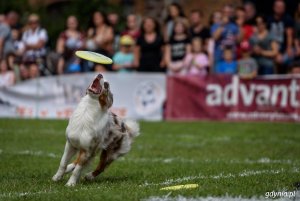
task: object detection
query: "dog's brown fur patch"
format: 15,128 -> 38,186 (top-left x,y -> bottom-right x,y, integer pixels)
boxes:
72,149 -> 85,165
98,93 -> 107,108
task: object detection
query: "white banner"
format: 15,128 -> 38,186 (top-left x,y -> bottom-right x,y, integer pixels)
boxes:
0,73 -> 166,120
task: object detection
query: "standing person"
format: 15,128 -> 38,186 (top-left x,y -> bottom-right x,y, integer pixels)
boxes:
8,28 -> 24,79
0,12 -> 15,60
293,2 -> 300,59
189,9 -> 210,49
107,11 -> 120,34
107,11 -> 121,53
244,1 -> 257,26
56,15 -> 84,74
86,11 -> 114,72
222,4 -> 235,22
211,14 -> 239,66
0,14 -> 5,23
235,7 -> 254,59
86,11 -> 114,56
22,14 -> 48,75
250,15 -> 279,75
184,37 -> 209,76
207,10 -> 222,68
268,0 -> 294,73
121,14 -> 140,41
164,18 -> 191,75
236,7 -> 254,41
164,3 -> 185,42
134,17 -> 164,72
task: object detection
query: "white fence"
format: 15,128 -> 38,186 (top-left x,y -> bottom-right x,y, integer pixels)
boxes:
0,73 -> 166,120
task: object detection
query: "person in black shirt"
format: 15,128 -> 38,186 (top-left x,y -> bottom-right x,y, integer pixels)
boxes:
244,1 -> 257,26
189,9 -> 210,50
134,17 -> 164,72
165,18 -> 191,75
268,0 -> 294,73
164,2 -> 185,42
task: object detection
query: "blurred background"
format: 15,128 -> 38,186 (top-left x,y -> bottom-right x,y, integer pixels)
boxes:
0,0 -> 300,121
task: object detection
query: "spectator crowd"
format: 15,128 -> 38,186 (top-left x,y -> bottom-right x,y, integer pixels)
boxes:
1,0 -> 300,88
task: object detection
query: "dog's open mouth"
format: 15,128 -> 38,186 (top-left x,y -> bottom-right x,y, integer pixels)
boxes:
88,74 -> 103,94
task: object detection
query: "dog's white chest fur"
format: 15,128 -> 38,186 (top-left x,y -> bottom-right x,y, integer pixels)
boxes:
66,95 -> 108,150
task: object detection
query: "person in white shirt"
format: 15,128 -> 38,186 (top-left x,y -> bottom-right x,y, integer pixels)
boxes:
21,14 -> 48,77
22,14 -> 48,64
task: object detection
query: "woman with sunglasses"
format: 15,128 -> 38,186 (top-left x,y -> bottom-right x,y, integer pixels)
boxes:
21,14 -> 48,76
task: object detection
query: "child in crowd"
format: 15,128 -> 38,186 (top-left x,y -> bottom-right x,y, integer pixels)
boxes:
289,60 -> 300,74
0,59 -> 15,87
19,61 -> 40,80
165,18 -> 191,75
237,41 -> 258,79
184,37 -> 209,75
112,35 -> 135,72
215,47 -> 237,74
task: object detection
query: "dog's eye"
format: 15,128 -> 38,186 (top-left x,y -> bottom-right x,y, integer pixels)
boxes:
104,82 -> 109,89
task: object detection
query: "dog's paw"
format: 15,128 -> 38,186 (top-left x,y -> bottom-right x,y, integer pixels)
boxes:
65,163 -> 76,174
84,172 -> 95,181
65,179 -> 77,187
52,173 -> 63,182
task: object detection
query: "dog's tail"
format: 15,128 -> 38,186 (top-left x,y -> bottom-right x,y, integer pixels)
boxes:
124,119 -> 140,138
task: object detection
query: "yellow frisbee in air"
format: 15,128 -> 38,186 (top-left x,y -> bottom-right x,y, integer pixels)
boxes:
160,184 -> 199,191
75,51 -> 113,64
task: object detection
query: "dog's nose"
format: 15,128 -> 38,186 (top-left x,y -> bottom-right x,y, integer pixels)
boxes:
97,74 -> 103,79
104,82 -> 109,89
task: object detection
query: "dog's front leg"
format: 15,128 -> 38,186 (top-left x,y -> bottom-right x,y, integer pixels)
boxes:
52,141 -> 77,182
65,149 -> 92,186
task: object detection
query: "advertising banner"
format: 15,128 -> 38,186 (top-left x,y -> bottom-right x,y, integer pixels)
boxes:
166,75 -> 300,122
0,73 -> 166,120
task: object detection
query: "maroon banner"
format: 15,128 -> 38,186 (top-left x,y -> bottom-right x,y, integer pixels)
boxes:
166,75 -> 300,122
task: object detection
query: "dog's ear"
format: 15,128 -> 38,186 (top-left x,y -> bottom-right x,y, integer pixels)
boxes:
104,82 -> 109,90
106,91 -> 113,109
98,88 -> 113,109
104,81 -> 113,109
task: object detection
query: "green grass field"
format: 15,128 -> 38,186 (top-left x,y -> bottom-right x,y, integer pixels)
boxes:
0,119 -> 299,201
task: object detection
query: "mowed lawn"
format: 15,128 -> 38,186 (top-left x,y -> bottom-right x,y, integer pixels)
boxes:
0,119 -> 299,201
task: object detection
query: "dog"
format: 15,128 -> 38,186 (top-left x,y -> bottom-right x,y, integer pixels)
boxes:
52,74 -> 140,186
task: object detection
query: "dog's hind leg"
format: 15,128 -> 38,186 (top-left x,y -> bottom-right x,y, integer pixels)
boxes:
84,150 -> 112,181
52,141 -> 77,182
85,135 -> 124,181
85,149 -> 115,181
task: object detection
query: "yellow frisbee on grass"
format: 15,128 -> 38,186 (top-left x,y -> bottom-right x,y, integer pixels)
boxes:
160,184 -> 199,191
75,51 -> 113,64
